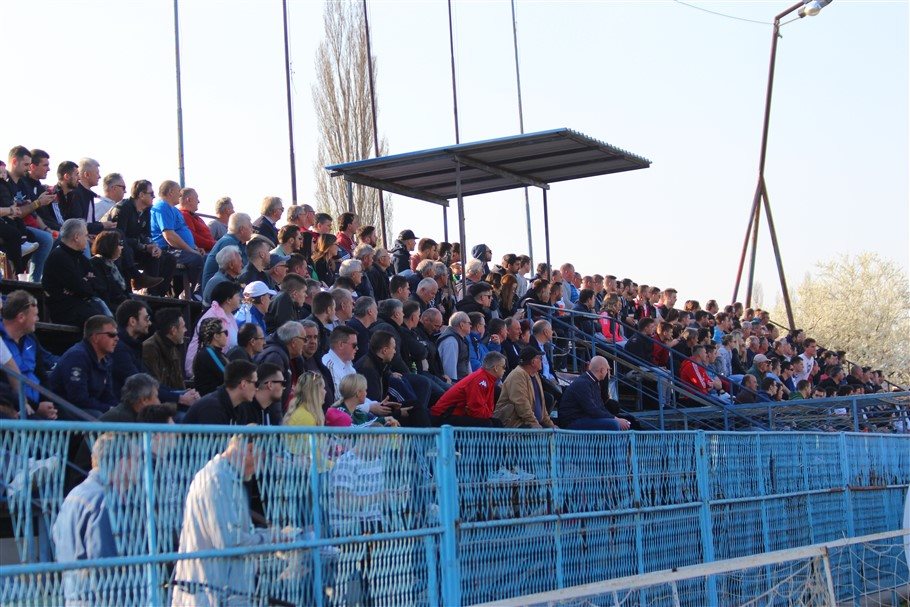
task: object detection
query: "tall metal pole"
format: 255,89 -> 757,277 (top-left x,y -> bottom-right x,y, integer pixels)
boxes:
760,179 -> 796,330
510,0 -> 534,269
446,0 -> 461,244
732,1 -> 804,313
282,0 -> 298,203
542,189 -> 552,281
173,0 -> 186,187
362,0 -> 388,248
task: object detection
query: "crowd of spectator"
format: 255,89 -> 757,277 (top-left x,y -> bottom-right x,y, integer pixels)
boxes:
4,143 -> 906,605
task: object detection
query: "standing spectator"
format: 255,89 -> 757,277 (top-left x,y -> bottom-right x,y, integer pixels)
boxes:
207,196 -> 233,242
52,433 -> 137,606
429,352 -> 506,427
335,212 -> 360,258
149,180 -> 204,296
42,218 -> 110,326
178,187 -> 215,252
252,196 -> 283,246
89,230 -> 132,311
191,318 -> 231,396
558,356 -> 632,430
142,308 -> 189,391
493,346 -> 557,429
181,360 -> 258,425
171,433 -> 295,606
48,315 -> 120,418
390,229 -> 418,274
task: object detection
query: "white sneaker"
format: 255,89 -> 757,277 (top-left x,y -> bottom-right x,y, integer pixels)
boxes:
488,467 -> 520,483
21,241 -> 39,256
512,467 -> 536,482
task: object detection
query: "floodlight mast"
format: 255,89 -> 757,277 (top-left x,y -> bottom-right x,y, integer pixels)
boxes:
732,0 -> 832,332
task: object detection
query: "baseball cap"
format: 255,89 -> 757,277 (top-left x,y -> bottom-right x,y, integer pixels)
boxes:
243,281 -> 277,298
753,354 -> 769,364
268,254 -> 288,270
519,346 -> 543,365
398,229 -> 417,241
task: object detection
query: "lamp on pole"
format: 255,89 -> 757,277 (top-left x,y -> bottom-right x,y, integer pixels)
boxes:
731,0 -> 833,332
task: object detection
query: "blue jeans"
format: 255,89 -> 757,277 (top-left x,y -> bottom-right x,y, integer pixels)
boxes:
26,227 -> 53,282
567,417 -> 622,431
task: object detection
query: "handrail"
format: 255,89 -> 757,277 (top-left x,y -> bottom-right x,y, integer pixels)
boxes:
0,365 -> 96,421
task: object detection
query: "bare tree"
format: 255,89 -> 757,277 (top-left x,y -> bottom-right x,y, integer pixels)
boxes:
773,252 -> 909,387
312,0 -> 392,236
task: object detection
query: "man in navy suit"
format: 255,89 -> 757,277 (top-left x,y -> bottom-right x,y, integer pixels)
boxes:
557,356 -> 631,431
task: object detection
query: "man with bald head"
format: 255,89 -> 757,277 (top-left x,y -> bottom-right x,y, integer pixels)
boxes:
557,356 -> 631,430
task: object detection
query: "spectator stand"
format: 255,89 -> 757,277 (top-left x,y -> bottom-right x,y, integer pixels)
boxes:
325,128 -> 650,276
525,301 -> 910,433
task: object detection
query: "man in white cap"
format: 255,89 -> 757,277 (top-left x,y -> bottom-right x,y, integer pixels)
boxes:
235,281 -> 276,334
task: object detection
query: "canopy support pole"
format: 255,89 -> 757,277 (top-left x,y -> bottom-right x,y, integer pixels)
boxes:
456,160 -> 467,295
542,188 -> 551,281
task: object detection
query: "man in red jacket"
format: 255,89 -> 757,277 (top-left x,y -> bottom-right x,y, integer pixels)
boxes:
680,345 -> 722,397
430,351 -> 506,427
178,188 -> 215,252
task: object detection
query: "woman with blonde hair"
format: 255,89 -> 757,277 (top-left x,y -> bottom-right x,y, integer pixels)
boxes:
329,373 -> 399,428
284,371 -> 327,426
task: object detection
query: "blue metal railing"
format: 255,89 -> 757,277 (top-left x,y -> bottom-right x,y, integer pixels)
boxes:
1,422 -> 908,606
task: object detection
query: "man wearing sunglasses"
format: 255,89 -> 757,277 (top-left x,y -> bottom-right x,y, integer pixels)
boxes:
242,362 -> 285,426
47,315 -> 119,418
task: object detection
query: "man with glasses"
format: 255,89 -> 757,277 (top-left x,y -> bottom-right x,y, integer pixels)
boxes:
243,362 -> 285,425
48,315 -> 120,418
94,173 -> 125,219
322,325 -> 359,398
104,179 -> 173,294
182,360 -> 258,425
455,282 -> 494,325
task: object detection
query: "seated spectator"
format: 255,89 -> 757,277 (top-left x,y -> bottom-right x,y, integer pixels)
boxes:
0,290 -> 56,419
103,179 -> 170,295
679,345 -> 723,398
48,315 -> 120,418
206,196 -> 233,242
252,195 -> 283,245
390,229 -> 417,274
430,352 -> 506,427
438,311 -> 472,382
271,224 -> 302,259
455,282 -> 494,325
406,259 -> 436,294
818,365 -> 845,392
238,238 -> 274,289
52,433 -> 135,606
558,356 -> 632,430
42,218 -> 110,326
284,370 -> 328,427
185,281 -> 242,376
182,359 -> 258,425
757,377 -> 781,402
347,296 -> 377,359
713,334 -> 734,378
571,288 -> 598,336
625,317 -> 657,364
191,318 -> 231,396
201,212 -> 253,288
227,323 -> 266,363
202,244 -> 243,305
178,187 -> 215,252
171,432 -> 295,606
235,280 -> 275,333
415,308 -> 448,379
367,247 -> 393,301
353,331 -> 402,417
790,379 -> 813,400
98,373 -> 161,423
598,294 -> 627,346
149,180 -> 204,297
530,320 -> 563,403
0,159 -> 38,277
500,317 -> 524,372
456,259 -> 485,301
735,374 -> 759,404
493,346 -> 557,429
142,308 -> 188,392
306,290 -> 335,358
266,273 -> 308,334
390,274 -> 410,302
112,300 -> 198,406
242,362 -> 284,425
329,373 -> 399,427
498,274 -> 520,318
408,237 -> 438,273
747,353 -> 770,384
330,288 -> 355,328
352,244 -> 376,298
322,325 -> 359,397
88,229 -> 132,312
467,312 -> 489,372
409,277 -> 438,315
311,233 -> 339,286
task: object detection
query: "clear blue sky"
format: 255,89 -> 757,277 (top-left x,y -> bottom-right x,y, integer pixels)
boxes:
3,0 -> 907,305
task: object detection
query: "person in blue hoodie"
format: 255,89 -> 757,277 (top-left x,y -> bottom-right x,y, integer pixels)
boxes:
467,312 -> 491,372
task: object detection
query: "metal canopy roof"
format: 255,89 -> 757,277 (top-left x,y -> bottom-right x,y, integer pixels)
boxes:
325,128 -> 651,207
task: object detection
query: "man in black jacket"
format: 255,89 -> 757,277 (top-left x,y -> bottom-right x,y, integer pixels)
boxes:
105,180 -> 173,293
500,317 -> 524,373
265,273 -> 307,334
69,158 -> 114,236
182,360 -> 257,425
41,219 -> 108,327
367,247 -> 393,301
346,296 -> 377,362
252,196 -> 282,246
389,229 -> 417,274
558,356 -> 631,431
